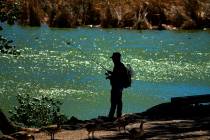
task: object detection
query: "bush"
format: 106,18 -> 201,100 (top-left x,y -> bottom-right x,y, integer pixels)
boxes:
10,93 -> 67,127
0,35 -> 20,55
0,0 -> 20,24
0,0 -> 20,55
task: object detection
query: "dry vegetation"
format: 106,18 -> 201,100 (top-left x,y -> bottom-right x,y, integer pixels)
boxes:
12,0 -> 210,29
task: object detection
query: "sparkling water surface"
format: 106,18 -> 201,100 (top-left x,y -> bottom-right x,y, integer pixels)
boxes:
1,24 -> 210,119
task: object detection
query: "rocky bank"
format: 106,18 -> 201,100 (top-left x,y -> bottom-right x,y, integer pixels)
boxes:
1,100 -> 210,139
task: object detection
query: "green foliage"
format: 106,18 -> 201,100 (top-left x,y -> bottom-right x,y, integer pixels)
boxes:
0,0 -> 21,24
0,35 -> 20,55
0,0 -> 21,55
10,93 -> 67,127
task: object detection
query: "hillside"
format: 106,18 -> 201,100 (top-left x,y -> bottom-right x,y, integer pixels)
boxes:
11,0 -> 210,29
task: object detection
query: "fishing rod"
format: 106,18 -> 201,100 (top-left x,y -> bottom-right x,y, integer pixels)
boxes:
66,41 -> 109,72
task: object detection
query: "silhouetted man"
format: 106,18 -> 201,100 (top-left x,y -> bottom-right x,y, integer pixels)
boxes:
106,52 -> 127,119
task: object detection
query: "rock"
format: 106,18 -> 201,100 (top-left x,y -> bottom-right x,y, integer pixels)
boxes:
0,135 -> 16,140
97,116 -> 112,122
65,116 -> 84,125
141,102 -> 210,120
20,127 -> 40,133
61,124 -> 81,130
10,131 -> 35,140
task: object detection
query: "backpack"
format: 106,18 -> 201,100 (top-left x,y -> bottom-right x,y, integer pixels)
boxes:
123,64 -> 133,88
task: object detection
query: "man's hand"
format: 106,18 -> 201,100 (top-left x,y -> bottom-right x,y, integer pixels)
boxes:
105,70 -> 112,79
106,70 -> 112,74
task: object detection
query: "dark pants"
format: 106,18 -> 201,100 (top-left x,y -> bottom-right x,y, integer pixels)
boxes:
108,88 -> 123,119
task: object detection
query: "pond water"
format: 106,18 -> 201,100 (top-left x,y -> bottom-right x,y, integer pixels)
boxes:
1,24 -> 210,120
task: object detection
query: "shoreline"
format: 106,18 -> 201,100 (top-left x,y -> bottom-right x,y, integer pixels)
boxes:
1,100 -> 210,139
1,22 -> 210,31
34,101 -> 210,139
33,114 -> 210,140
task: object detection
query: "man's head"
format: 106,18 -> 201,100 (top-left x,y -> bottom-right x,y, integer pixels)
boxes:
110,52 -> 121,63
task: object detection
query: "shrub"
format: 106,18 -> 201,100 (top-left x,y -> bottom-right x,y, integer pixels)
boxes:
0,0 -> 21,55
0,0 -> 20,24
0,35 -> 20,55
10,93 -> 67,127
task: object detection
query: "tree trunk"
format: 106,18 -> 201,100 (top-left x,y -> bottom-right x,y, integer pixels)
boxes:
0,108 -> 20,135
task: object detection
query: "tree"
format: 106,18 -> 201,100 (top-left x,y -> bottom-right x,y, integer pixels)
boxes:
0,0 -> 21,55
0,0 -> 21,134
0,108 -> 20,135
0,0 -> 20,25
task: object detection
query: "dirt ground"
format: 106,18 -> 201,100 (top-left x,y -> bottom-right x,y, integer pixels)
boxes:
33,119 -> 210,140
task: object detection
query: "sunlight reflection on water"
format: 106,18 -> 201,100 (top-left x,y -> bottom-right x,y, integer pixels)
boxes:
1,25 -> 210,119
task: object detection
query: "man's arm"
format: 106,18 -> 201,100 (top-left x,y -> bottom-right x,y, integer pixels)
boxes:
105,70 -> 113,79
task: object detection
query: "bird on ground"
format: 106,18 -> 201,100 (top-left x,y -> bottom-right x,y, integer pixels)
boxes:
85,122 -> 101,139
40,124 -> 61,140
127,120 -> 145,139
114,116 -> 130,133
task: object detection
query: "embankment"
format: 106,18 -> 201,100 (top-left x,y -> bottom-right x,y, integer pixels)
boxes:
12,0 -> 210,29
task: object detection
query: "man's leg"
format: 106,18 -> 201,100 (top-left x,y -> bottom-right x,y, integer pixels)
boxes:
116,92 -> 122,118
108,90 -> 117,119
108,100 -> 116,119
